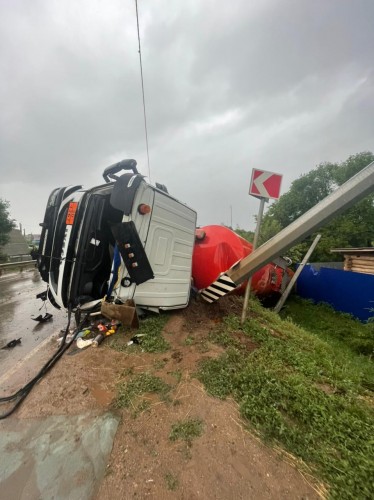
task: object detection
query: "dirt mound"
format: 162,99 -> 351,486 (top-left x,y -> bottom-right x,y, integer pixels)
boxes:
182,294 -> 243,326
6,299 -> 321,499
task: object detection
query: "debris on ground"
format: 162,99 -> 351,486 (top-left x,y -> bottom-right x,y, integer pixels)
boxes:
1,338 -> 22,350
101,299 -> 139,329
31,313 -> 53,322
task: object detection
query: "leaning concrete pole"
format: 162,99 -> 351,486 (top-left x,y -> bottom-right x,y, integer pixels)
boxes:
200,161 -> 374,303
273,233 -> 321,314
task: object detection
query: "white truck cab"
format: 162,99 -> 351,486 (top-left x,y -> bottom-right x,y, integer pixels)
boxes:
37,159 -> 197,312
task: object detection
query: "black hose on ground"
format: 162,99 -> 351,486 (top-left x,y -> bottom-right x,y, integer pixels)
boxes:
0,306 -> 87,419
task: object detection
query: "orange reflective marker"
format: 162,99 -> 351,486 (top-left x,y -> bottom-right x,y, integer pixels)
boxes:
66,202 -> 78,225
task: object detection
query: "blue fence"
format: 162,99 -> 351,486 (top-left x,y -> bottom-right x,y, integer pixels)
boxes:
296,265 -> 374,322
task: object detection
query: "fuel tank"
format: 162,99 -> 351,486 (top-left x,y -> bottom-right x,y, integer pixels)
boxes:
192,225 -> 293,297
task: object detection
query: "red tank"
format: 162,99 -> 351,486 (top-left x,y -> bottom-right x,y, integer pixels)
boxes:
192,225 -> 292,297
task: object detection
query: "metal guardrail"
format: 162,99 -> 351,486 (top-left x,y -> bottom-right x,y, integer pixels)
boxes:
0,260 -> 37,276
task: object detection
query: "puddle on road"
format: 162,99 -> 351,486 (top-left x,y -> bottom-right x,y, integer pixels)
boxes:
0,270 -> 68,379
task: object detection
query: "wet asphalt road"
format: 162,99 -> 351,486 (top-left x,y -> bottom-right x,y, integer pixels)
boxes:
0,270 -> 67,379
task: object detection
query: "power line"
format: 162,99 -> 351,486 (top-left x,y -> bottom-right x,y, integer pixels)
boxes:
134,0 -> 151,181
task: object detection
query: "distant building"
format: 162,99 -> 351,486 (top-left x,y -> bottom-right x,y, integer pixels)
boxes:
0,229 -> 32,262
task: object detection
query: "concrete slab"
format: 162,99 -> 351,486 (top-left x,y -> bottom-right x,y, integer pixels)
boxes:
0,412 -> 119,499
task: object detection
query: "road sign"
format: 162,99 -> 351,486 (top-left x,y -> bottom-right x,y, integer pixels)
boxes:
249,169 -> 283,200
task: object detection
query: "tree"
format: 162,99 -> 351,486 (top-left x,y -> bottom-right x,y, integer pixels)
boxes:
0,199 -> 15,247
260,152 -> 374,261
235,226 -> 254,243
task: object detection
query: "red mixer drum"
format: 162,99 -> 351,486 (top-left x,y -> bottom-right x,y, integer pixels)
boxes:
192,225 -> 293,297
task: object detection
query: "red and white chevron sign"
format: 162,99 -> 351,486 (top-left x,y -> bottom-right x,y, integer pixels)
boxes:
249,169 -> 283,200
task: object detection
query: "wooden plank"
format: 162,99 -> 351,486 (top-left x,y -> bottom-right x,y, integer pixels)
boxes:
350,258 -> 374,265
351,266 -> 374,271
350,261 -> 374,267
334,247 -> 374,254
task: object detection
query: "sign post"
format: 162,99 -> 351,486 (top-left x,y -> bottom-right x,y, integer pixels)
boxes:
241,169 -> 283,325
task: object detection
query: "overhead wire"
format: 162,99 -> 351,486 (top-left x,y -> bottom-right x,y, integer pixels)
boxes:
134,0 -> 151,182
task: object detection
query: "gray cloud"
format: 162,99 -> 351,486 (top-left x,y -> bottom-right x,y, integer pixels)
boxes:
0,0 -> 373,233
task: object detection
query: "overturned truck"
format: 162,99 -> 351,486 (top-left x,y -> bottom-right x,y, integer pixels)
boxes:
37,159 -> 292,314
38,159 -> 197,313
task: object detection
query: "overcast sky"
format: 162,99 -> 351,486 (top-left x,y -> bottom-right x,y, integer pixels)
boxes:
0,0 -> 373,234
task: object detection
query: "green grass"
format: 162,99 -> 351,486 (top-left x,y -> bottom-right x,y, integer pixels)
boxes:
115,372 -> 170,409
197,298 -> 374,499
169,369 -> 182,384
132,399 -> 151,418
184,335 -> 195,345
184,334 -> 210,352
153,358 -> 167,370
110,314 -> 170,353
169,418 -> 204,445
164,472 -> 179,491
281,296 -> 374,357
